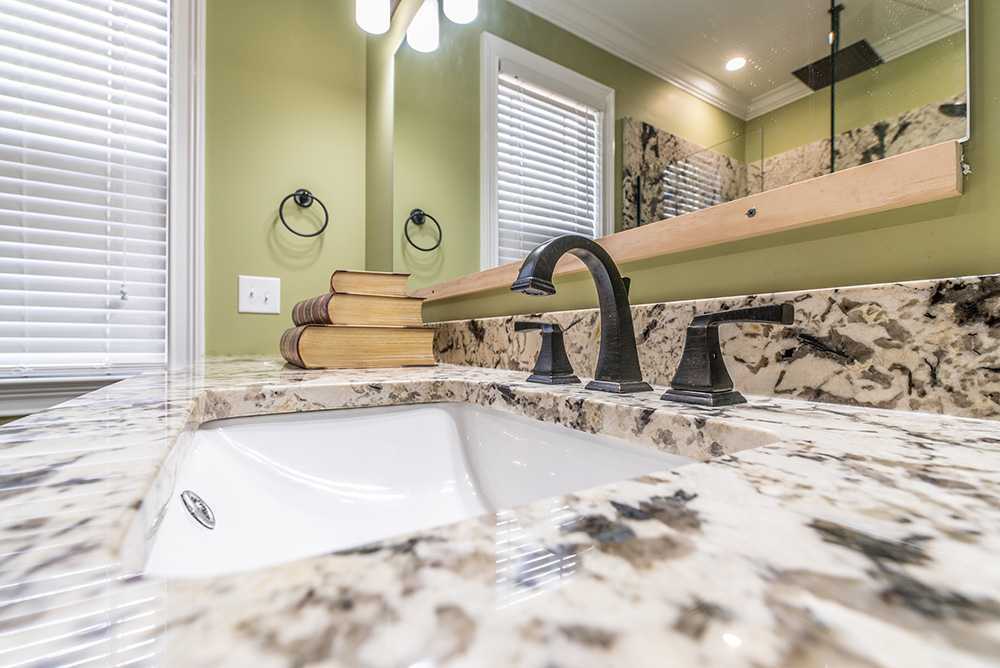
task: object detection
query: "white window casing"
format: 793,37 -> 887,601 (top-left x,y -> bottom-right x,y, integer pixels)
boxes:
480,32 -> 614,270
0,0 -> 204,415
168,0 -> 205,371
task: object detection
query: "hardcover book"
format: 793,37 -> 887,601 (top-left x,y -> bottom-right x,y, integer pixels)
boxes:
292,293 -> 423,327
329,270 -> 411,297
280,325 -> 435,370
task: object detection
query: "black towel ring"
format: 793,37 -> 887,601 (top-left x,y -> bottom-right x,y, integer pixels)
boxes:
404,208 -> 442,252
279,189 -> 329,238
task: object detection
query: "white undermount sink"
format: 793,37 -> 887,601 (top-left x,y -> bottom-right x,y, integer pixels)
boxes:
144,403 -> 692,578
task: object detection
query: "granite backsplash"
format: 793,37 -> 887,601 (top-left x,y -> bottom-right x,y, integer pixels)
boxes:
432,274 -> 1000,419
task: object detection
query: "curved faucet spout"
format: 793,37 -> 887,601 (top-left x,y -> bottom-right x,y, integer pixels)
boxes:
511,235 -> 652,394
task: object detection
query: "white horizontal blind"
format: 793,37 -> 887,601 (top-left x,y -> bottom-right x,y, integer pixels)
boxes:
659,151 -> 724,219
495,70 -> 602,265
0,0 -> 170,376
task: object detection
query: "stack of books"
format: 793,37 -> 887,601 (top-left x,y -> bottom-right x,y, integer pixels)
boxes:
280,270 -> 435,369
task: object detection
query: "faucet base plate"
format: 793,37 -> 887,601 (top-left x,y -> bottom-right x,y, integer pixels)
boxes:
585,379 -> 654,394
661,388 -> 747,407
527,373 -> 581,385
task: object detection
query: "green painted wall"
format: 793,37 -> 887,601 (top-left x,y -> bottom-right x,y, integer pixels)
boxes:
204,0 -> 367,355
423,0 -> 992,324
746,34 -> 967,160
392,0 -> 745,290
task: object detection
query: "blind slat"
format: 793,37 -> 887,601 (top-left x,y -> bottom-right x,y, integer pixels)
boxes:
498,143 -> 598,182
497,159 -> 596,194
0,40 -> 169,104
659,157 -> 725,219
498,192 -> 596,219
0,273 -> 166,298
498,121 -> 597,159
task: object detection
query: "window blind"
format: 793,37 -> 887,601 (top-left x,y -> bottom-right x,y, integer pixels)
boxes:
659,151 -> 724,219
0,0 -> 170,376
495,70 -> 602,265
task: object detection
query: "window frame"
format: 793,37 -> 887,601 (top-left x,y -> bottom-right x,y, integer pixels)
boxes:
480,32 -> 615,270
168,0 -> 206,371
0,0 -> 205,417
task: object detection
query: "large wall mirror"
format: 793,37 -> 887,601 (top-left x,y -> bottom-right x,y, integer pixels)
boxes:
392,0 -> 969,291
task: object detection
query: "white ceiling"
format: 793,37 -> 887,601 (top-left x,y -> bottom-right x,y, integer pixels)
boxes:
507,0 -> 966,119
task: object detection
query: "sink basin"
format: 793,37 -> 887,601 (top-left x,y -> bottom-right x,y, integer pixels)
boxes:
144,402 -> 692,578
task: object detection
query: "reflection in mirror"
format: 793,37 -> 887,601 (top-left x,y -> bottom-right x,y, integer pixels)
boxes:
391,0 -> 968,287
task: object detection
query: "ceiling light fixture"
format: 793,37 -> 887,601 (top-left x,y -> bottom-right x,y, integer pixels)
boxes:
725,56 -> 747,72
355,0 -> 390,35
407,0 -> 440,53
443,0 -> 478,24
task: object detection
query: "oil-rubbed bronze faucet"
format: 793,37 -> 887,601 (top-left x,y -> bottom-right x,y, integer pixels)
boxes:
511,234 -> 652,394
662,304 -> 795,406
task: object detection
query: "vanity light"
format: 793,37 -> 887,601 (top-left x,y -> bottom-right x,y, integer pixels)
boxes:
443,0 -> 478,24
407,0 -> 440,53
725,56 -> 748,72
355,0 -> 390,35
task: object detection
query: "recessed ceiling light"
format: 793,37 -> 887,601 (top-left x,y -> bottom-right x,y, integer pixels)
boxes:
725,56 -> 747,72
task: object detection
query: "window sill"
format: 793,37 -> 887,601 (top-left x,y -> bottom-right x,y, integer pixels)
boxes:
0,375 -> 133,417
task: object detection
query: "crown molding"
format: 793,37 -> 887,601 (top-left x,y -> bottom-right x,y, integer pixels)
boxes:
745,80 -> 811,120
505,0 -> 750,119
508,0 -> 967,123
872,4 -> 965,62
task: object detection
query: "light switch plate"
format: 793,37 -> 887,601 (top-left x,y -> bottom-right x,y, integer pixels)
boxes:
238,275 -> 281,314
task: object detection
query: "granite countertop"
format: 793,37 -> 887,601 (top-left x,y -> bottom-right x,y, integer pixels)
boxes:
2,358 -> 999,667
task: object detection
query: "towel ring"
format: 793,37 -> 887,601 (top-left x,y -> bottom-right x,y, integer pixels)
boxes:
404,208 -> 442,252
279,189 -> 329,238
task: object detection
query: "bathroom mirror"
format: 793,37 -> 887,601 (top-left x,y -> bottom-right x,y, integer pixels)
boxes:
391,0 -> 969,290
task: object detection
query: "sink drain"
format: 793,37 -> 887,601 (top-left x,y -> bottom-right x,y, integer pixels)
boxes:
180,490 -> 215,530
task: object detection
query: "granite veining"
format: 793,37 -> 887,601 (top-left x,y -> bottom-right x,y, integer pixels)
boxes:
2,358 -> 1000,666
434,274 -> 1000,420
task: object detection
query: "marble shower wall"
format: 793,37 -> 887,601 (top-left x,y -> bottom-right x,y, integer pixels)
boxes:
433,274 -> 1000,420
621,94 -> 968,228
751,93 -> 968,193
621,118 -> 748,229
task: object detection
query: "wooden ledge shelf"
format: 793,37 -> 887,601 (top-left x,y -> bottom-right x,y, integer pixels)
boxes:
413,140 -> 963,303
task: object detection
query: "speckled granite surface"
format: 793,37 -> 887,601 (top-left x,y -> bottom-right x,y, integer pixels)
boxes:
2,359 -> 999,667
434,274 -> 1000,420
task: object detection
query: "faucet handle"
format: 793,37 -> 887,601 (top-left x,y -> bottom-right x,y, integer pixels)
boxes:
690,303 -> 794,328
663,302 -> 796,407
514,320 -> 563,334
514,321 -> 580,385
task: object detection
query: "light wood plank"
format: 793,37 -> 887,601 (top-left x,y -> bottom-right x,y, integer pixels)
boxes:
413,140 -> 963,302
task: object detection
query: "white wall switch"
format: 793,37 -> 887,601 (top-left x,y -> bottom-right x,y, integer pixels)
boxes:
238,275 -> 281,314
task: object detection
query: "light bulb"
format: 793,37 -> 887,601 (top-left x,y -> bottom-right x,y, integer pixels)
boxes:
443,0 -> 477,24
356,0 -> 390,35
407,0 -> 440,53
